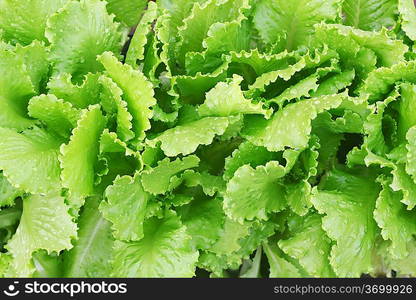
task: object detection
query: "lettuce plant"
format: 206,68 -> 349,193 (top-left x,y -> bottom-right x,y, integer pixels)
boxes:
0,0 -> 416,278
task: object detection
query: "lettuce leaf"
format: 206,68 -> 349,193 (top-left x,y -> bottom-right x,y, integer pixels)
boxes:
148,117 -> 230,156
63,196 -> 113,277
6,193 -> 77,277
0,0 -> 67,45
343,0 -> 398,31
46,0 -> 126,82
100,175 -> 149,241
311,167 -> 381,277
112,210 -> 199,277
399,0 -> 416,41
105,0 -> 147,27
0,127 -> 62,194
224,161 -> 287,222
60,105 -> 106,212
253,0 -> 342,51
242,93 -> 345,152
1,0 -> 416,279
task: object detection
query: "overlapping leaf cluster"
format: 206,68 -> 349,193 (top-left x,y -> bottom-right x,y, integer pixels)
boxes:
0,0 -> 416,278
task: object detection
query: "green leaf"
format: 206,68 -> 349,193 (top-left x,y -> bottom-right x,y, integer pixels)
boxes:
343,0 -> 398,31
399,0 -> 416,41
99,75 -> 134,142
158,0 -> 205,38
288,136 -> 320,179
406,126 -> 416,183
2,0 -> 416,279
0,204 -> 22,233
363,88 -> 400,156
242,48 -> 326,96
224,141 -> 279,181
32,251 -> 62,278
100,175 -> 149,241
6,193 -> 77,277
242,93 -> 345,152
197,252 -> 237,277
148,117 -> 230,157
359,61 -> 416,102
391,163 -> 416,210
105,0 -> 148,27
199,217 -> 277,275
286,181 -> 313,216
47,73 -> 102,109
311,26 -> 376,80
203,20 -> 251,58
112,210 -> 199,277
0,0 -> 67,45
315,112 -> 363,141
231,48 -> 303,79
99,51 -> 156,142
156,0 -> 206,74
313,117 -> 344,172
0,47 -> 36,131
141,156 -> 200,195
15,41 -> 50,94
28,94 -> 80,139
99,130 -> 137,157
253,0 -> 342,51
63,196 -> 114,277
268,73 -> 321,108
45,0 -> 126,82
125,1 -> 158,67
96,130 -> 141,190
237,219 -> 279,259
209,218 -> 250,256
263,240 -> 302,277
177,196 -> 225,250
142,32 -> 163,83
383,240 -> 416,277
181,171 -> 226,196
311,167 -> 380,277
314,24 -> 408,68
374,176 -> 416,259
397,83 -> 416,143
0,253 -> 12,277
201,217 -> 278,274
176,0 -> 249,66
279,214 -> 335,277
240,247 -> 262,278
175,60 -> 229,103
0,127 -> 62,194
0,173 -> 23,207
267,59 -> 339,107
198,75 -> 272,118
224,161 -> 287,222
185,19 -> 253,75
311,69 -> 355,97
60,105 -> 106,212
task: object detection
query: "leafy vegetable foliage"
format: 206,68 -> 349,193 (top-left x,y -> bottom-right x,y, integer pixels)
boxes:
0,0 -> 416,278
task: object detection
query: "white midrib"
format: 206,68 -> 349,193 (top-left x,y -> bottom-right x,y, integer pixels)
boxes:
353,0 -> 362,28
69,214 -> 106,274
285,6 -> 300,51
263,243 -> 283,274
